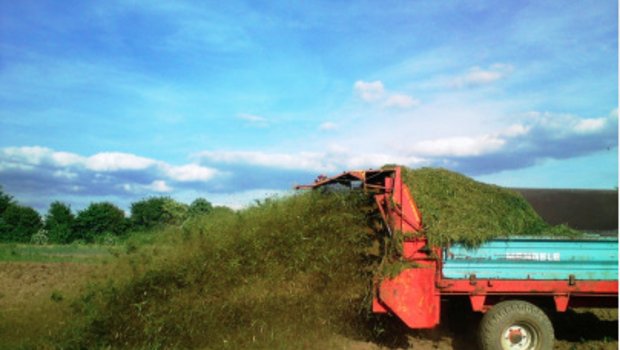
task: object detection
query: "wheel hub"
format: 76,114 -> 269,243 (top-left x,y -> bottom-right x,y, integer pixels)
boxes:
501,324 -> 536,349
508,328 -> 525,344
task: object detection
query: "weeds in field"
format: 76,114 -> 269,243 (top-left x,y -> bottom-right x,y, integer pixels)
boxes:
60,191 -> 378,349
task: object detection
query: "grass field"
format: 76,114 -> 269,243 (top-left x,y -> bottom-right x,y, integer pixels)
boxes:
0,243 -> 114,349
0,243 -> 112,263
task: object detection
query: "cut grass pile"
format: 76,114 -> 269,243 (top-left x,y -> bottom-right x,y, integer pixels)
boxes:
55,167 -> 582,349
403,167 -> 579,246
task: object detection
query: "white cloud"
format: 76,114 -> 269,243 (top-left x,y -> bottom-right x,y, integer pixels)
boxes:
2,146 -> 50,165
503,124 -> 530,137
85,152 -> 157,171
148,180 -> 173,192
451,64 -> 514,88
319,121 -> 338,131
199,150 -> 329,171
354,80 -> 385,101
412,135 -> 506,157
574,117 -> 606,133
384,94 -> 420,108
0,147 -> 218,186
51,152 -> 84,166
198,149 -> 425,173
164,164 -> 217,182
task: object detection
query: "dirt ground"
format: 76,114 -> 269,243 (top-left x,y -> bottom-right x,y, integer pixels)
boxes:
341,298 -> 618,350
0,262 -> 108,349
0,263 -> 617,349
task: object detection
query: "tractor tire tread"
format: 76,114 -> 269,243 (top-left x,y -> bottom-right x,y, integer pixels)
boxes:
478,300 -> 554,350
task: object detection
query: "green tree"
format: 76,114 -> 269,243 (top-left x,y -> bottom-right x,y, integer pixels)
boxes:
0,204 -> 43,242
74,202 -> 128,242
45,201 -> 75,243
0,186 -> 14,215
131,196 -> 188,229
188,198 -> 213,217
161,198 -> 188,225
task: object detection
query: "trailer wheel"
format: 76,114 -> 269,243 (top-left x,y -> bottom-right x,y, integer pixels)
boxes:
479,300 -> 554,350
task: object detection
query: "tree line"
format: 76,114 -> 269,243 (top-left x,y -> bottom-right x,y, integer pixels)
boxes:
0,186 -> 227,244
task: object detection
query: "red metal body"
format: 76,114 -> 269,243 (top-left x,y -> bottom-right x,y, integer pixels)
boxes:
297,166 -> 619,329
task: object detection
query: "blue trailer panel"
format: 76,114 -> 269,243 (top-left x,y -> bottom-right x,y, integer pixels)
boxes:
442,236 -> 618,281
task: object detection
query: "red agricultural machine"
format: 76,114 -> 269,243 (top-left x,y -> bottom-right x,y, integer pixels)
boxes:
297,166 -> 618,350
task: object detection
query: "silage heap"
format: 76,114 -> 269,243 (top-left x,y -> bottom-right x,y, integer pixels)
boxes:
64,167 -> 577,349
402,167 -> 578,247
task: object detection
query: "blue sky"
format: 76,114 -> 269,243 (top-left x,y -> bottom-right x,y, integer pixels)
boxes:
0,0 -> 617,212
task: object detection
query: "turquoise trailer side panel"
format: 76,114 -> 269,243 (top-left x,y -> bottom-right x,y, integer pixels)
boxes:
442,236 -> 618,280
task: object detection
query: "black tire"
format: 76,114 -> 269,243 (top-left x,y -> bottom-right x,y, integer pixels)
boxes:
478,300 -> 554,350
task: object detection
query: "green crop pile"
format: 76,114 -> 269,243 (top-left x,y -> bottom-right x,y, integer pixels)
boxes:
402,167 -> 578,247
60,191 -> 379,349
56,167 -> 580,349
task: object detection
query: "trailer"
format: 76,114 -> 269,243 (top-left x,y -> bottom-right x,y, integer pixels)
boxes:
297,166 -> 618,350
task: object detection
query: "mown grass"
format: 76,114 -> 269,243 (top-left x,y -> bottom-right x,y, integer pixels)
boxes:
403,167 -> 580,247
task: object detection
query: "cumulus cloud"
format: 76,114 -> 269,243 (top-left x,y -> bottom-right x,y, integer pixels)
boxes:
354,80 -> 419,109
0,109 -> 615,212
412,135 -> 506,157
0,147 -> 218,200
451,63 -> 514,88
198,109 -> 617,182
413,111 -> 618,174
85,152 -> 156,171
124,180 -> 173,193
163,164 -> 217,182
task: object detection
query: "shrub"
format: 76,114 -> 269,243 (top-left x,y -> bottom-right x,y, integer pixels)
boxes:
188,198 -> 213,217
130,197 -> 188,229
31,229 -> 49,245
